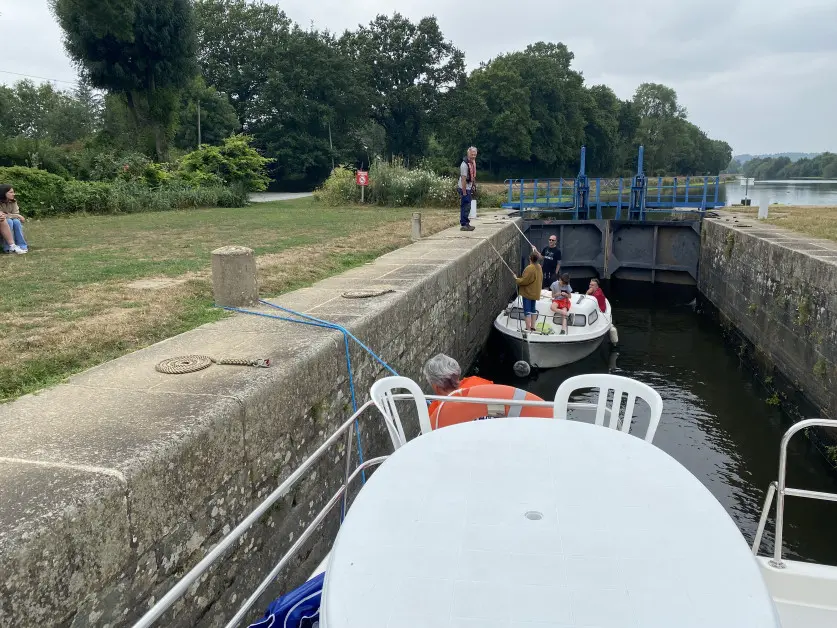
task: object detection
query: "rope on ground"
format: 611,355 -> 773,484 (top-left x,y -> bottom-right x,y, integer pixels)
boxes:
341,289 -> 395,299
218,300 -> 400,496
155,355 -> 270,374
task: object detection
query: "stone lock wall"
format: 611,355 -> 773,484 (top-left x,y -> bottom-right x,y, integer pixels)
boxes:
0,215 -> 520,627
699,217 -> 837,422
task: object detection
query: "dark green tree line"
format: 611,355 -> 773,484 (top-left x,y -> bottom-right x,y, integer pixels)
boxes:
742,153 -> 837,180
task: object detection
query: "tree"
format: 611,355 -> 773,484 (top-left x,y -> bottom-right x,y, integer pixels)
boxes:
51,0 -> 198,160
583,85 -> 620,174
194,0 -> 293,127
340,13 -> 465,162
174,78 -> 240,150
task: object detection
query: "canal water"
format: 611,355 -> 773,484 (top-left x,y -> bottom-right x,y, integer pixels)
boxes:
722,178 -> 837,207
474,283 -> 837,567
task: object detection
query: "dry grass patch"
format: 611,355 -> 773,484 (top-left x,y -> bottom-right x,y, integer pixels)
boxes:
725,205 -> 837,243
0,199 -> 457,400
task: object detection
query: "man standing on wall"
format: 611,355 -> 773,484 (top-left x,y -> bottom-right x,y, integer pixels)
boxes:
459,146 -> 477,231
535,234 -> 562,288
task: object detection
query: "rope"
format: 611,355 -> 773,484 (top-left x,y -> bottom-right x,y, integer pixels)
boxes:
341,289 -> 395,299
155,355 -> 270,374
219,301 -> 400,496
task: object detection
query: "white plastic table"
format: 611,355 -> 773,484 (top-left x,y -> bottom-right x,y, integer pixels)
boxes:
321,419 -> 780,628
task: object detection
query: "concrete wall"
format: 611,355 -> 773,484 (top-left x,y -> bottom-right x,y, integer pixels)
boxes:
0,215 -> 520,627
699,215 -> 837,421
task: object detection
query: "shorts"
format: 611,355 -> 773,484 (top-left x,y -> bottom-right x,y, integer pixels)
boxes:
521,297 -> 537,315
552,298 -> 570,311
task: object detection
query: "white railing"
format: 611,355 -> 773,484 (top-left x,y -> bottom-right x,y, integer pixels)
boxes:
751,418 -> 837,568
132,392 -> 591,628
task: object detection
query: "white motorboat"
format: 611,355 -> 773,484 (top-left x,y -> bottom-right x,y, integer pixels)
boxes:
493,289 -> 613,368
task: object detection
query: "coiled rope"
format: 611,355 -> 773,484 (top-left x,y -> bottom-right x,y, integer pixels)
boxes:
155,355 -> 270,374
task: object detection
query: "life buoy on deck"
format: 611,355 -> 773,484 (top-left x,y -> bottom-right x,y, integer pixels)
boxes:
431,384 -> 552,430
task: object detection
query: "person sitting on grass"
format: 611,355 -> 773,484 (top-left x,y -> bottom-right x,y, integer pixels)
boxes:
550,273 -> 573,335
512,251 -> 544,332
0,185 -> 28,254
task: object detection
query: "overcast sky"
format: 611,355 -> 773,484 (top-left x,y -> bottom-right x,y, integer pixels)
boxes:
1,0 -> 835,155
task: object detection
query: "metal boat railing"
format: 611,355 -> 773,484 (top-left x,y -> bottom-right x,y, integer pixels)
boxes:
751,418 -> 837,568
132,392 -> 595,628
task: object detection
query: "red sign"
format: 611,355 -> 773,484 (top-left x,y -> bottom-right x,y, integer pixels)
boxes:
356,170 -> 369,186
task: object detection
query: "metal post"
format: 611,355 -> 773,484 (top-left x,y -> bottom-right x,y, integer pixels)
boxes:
595,178 -> 601,219
546,180 -> 551,206
507,180 -> 513,205
361,185 -> 365,204
714,175 -> 720,205
657,176 -> 662,203
703,177 -> 709,210
673,177 -> 678,206
558,178 -> 563,203
616,178 -> 623,220
685,176 -> 690,203
533,178 -> 539,205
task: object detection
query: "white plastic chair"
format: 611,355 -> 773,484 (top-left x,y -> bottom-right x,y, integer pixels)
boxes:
553,374 -> 663,443
370,376 -> 432,450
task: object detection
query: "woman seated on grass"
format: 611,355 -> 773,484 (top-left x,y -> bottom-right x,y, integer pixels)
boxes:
0,185 -> 28,254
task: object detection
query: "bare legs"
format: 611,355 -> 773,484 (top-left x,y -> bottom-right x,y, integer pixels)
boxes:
0,219 -> 13,247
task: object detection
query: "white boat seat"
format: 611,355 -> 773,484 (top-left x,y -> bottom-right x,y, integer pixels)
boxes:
553,374 -> 663,443
369,376 -> 432,449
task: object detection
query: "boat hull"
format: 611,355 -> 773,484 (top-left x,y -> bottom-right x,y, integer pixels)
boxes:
498,328 -> 607,369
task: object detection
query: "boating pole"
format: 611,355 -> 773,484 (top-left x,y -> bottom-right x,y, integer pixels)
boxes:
488,240 -> 517,276
511,220 -> 538,252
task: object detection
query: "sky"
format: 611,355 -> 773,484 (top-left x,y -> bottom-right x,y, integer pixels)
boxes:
1,0 -> 835,156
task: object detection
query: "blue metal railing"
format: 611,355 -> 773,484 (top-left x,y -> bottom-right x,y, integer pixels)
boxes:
502,175 -> 723,219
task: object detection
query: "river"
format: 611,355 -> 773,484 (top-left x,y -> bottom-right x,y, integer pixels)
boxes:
474,283 -> 837,567
722,178 -> 837,207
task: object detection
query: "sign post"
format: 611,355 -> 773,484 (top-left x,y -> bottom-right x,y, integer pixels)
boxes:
356,170 -> 369,203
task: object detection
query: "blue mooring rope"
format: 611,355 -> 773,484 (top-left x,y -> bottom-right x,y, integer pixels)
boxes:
219,300 -> 399,500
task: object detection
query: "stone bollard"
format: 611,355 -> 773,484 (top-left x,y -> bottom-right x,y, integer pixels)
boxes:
411,212 -> 422,241
211,246 -> 259,307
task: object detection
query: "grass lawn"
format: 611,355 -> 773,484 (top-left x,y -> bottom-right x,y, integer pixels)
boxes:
0,197 -> 458,401
724,205 -> 837,242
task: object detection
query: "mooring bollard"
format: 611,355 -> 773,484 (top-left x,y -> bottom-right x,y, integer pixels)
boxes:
211,246 -> 259,307
411,212 -> 422,241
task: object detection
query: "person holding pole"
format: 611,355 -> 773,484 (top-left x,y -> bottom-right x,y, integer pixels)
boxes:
512,251 -> 544,332
459,147 -> 477,231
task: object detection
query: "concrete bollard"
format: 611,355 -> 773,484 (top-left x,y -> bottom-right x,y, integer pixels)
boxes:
411,212 -> 422,241
211,246 -> 259,307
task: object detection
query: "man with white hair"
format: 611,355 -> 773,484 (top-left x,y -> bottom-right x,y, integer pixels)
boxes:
422,353 -> 491,418
458,146 -> 478,231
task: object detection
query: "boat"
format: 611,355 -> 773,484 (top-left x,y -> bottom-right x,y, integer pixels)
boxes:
493,289 -> 613,368
130,386 -> 837,628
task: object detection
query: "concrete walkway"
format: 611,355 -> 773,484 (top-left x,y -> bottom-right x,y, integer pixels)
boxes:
249,192 -> 313,203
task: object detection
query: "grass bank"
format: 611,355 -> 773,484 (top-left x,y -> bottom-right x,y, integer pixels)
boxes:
724,205 -> 837,242
0,198 -> 458,401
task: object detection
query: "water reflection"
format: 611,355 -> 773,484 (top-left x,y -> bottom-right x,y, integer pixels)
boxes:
722,179 -> 837,207
475,286 -> 837,566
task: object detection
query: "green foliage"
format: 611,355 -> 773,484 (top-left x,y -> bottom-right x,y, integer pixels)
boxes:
724,231 -> 735,258
743,152 -> 837,180
174,78 -> 240,151
314,162 -> 457,207
314,167 -> 360,205
813,358 -> 827,379
796,295 -> 812,326
0,166 -> 245,217
766,393 -> 780,406
177,135 -> 271,192
340,13 -> 465,162
51,0 -> 198,160
826,446 -> 837,466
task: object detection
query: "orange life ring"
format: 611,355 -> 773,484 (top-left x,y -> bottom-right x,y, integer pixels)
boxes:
431,384 -> 552,430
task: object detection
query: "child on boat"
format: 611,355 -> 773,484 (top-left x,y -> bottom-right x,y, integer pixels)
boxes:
550,273 -> 572,335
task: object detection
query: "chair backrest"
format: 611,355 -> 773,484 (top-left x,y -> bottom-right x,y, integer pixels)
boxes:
369,376 -> 432,449
553,374 -> 663,443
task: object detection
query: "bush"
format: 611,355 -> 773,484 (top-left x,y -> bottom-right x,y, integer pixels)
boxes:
314,161 -> 458,208
0,166 -> 247,217
178,134 -> 271,192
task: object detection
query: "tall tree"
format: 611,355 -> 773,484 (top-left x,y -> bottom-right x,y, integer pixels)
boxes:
51,0 -> 198,160
174,78 -> 240,150
194,0 -> 293,127
340,13 -> 465,162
